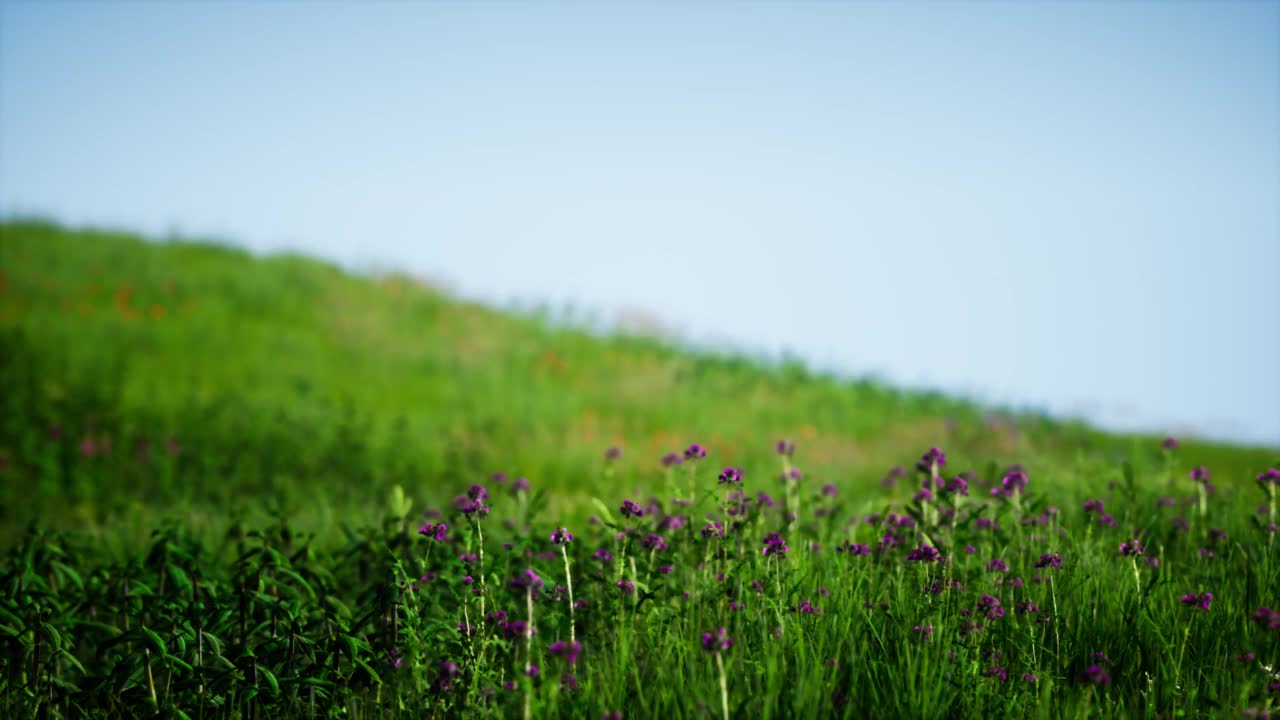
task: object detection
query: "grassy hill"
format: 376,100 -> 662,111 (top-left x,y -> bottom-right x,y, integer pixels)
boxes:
0,218 -> 1273,548
3,219 -> 1279,719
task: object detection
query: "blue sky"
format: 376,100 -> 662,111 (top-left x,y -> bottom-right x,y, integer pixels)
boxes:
2,1 -> 1278,446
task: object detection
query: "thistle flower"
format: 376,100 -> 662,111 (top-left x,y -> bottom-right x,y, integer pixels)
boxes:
982,666 -> 1008,683
781,467 -> 803,482
1162,436 -> 1180,450
604,446 -> 623,461
775,439 -> 796,456
1034,552 -> 1062,569
593,548 -> 614,562
684,443 -> 707,460
418,523 -> 449,541
762,532 -> 789,558
701,627 -> 733,653
511,476 -> 531,493
821,483 -> 838,497
1078,664 -> 1111,685
916,447 -> 946,474
1098,513 -> 1118,528
548,640 -> 582,664
1258,468 -> 1280,485
454,495 -> 490,515
1118,539 -> 1145,557
1083,498 -> 1104,514
907,545 -> 941,562
1190,466 -> 1210,483
510,568 -> 544,592
616,579 -> 635,596
985,558 -> 1009,573
1180,592 -> 1213,611
550,527 -> 574,545
702,521 -> 724,539
642,534 -> 668,551
943,475 -> 969,496
620,500 -> 644,518
718,467 -> 742,485
977,595 -> 1004,620
1253,606 -> 1280,631
561,673 -> 579,691
836,541 -> 870,556
1016,601 -> 1040,615
912,625 -> 933,639
661,452 -> 683,468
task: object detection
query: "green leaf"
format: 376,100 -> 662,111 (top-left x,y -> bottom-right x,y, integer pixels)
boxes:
590,497 -> 616,526
258,666 -> 280,696
141,626 -> 166,656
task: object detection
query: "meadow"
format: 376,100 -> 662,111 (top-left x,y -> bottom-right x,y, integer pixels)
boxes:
1,220 -> 1277,718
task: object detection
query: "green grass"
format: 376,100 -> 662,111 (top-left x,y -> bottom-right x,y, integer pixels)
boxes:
1,219 -> 1278,718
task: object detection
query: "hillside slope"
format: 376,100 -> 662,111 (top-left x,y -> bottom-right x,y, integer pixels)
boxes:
0,219 -> 1272,546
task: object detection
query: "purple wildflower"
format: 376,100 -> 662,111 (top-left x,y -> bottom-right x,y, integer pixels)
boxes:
1190,466 -> 1210,483
718,467 -> 742,485
616,579 -> 634,596
1034,552 -> 1062,569
642,534 -> 668,551
661,451 -> 683,468
1162,436 -> 1180,450
821,483 -> 838,497
1118,539 -> 1145,557
1258,468 -> 1280,485
620,499 -> 644,518
985,558 -> 1009,573
702,521 -> 724,539
1253,606 -> 1280,631
977,595 -> 1004,621
550,527 -> 574,545
510,568 -> 544,592
1083,498 -> 1104,514
775,439 -> 796,456
604,446 -> 623,461
593,548 -> 613,562
511,476 -> 531,493
1078,664 -> 1111,685
1180,592 -> 1213,611
684,443 -> 707,460
418,523 -> 449,542
762,532 -> 789,558
907,545 -> 941,563
548,640 -> 582,664
701,627 -> 733,653
916,447 -> 946,474
943,475 -> 969,496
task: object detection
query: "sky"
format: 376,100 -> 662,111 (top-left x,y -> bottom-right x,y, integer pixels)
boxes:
2,1 -> 1278,446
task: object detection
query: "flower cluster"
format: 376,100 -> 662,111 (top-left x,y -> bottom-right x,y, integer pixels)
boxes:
762,532 -> 789,558
418,522 -> 448,541
1180,592 -> 1213,611
550,527 -> 574,545
702,627 -> 733,653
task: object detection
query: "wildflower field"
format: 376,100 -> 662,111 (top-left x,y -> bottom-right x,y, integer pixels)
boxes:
1,220 -> 1278,719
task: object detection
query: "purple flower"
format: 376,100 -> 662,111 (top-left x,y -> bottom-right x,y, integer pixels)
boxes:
976,517 -> 998,531
1118,539 -> 1144,557
1180,592 -> 1213,611
454,495 -> 490,515
467,484 -> 489,502
561,673 -> 579,691
1190,466 -> 1211,483
620,499 -> 644,518
775,439 -> 796,456
510,568 -> 544,592
593,548 -> 613,562
1023,674 -> 1038,683
511,476 -> 531,493
912,624 -> 933,639
762,532 -> 790,558
661,451 -> 683,468
1253,606 -> 1280,631
1162,436 -> 1180,450
982,666 -> 1008,683
551,527 -> 574,545
1078,664 -> 1111,685
781,467 -> 803,482
642,534 -> 668,551
418,523 -> 449,541
836,541 -> 871,556
997,471 -> 1028,496
548,640 -> 582,664
756,492 -> 776,507
718,467 -> 742,485
604,446 -> 623,461
1034,552 -> 1062,569
1197,547 -> 1214,559
985,558 -> 1009,573
701,627 -> 733,653
1257,468 -> 1280,485
1083,498 -> 1104,514
684,443 -> 707,460
916,447 -> 946,474
1016,601 -> 1040,615
525,664 -> 540,678
1236,652 -> 1256,664
821,483 -> 838,497
701,521 -> 724,539
943,475 -> 969,496
977,595 -> 1004,621
616,579 -> 635,596
907,545 -> 941,563
913,488 -> 935,503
